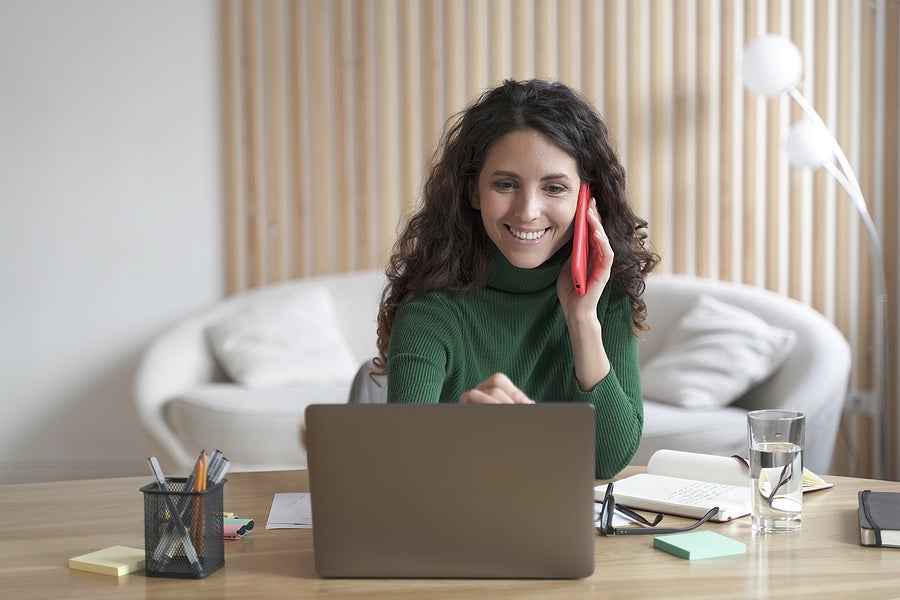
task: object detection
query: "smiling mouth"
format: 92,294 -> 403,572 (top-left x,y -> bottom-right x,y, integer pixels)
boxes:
506,225 -> 549,241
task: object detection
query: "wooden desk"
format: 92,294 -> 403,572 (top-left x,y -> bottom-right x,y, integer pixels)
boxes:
2,468 -> 899,599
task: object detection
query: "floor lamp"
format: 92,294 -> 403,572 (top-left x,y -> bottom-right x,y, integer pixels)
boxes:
742,34 -> 889,479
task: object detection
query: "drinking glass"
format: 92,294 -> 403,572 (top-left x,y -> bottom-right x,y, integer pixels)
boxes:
748,409 -> 805,533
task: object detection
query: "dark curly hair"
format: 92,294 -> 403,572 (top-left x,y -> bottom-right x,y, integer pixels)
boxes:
374,79 -> 659,375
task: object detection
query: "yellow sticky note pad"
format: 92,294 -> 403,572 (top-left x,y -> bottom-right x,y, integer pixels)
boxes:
69,545 -> 145,576
653,531 -> 746,560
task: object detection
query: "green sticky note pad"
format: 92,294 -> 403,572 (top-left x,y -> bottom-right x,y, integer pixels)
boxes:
653,531 -> 746,560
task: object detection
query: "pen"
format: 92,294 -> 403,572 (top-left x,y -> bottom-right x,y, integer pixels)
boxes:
207,450 -> 223,480
152,451 -> 203,564
210,457 -> 230,485
152,451 -> 204,566
208,450 -> 230,484
147,456 -> 204,575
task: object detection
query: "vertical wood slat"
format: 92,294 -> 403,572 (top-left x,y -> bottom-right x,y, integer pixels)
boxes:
579,0 -> 601,112
694,0 -> 710,278
718,0 -> 735,282
600,1 -> 619,151
333,0 -> 350,272
263,0 -> 285,281
400,0 -> 422,227
512,1 -> 534,80
444,1 -> 465,124
220,0 -> 898,478
354,0 -> 375,269
220,0 -> 240,294
466,1 -> 489,95
763,2 -> 782,293
286,0 -> 304,278
240,0 -> 262,288
787,0 -> 805,302
557,0 -> 577,87
742,0 -> 759,286
626,1 -> 648,230
761,1 -> 775,294
308,0 -> 330,274
887,0 -> 900,476
488,0 -> 512,84
377,1 -> 400,268
535,0 -> 556,79
651,2 -> 672,271
673,0 -> 691,275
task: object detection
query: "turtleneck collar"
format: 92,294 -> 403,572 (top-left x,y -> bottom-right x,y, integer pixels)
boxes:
486,244 -> 570,294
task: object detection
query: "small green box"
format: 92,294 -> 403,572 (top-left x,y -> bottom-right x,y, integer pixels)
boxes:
653,531 -> 746,560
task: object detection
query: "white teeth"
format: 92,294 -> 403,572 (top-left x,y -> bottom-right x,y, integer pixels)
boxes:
509,226 -> 546,241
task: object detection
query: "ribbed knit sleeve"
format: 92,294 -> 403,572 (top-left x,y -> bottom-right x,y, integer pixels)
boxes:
576,285 -> 644,479
386,293 -> 461,404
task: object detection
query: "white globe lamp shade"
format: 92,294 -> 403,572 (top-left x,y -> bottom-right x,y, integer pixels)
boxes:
786,120 -> 834,168
742,35 -> 803,97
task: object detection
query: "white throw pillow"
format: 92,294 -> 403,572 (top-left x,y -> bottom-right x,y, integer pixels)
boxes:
640,294 -> 796,409
206,286 -> 358,389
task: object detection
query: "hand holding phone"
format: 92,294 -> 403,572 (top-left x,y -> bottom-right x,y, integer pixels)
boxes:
571,183 -> 590,296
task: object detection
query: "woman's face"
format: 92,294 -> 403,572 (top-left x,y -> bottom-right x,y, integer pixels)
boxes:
472,129 -> 580,269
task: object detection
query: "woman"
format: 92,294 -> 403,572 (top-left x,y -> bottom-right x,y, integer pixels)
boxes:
374,79 -> 659,478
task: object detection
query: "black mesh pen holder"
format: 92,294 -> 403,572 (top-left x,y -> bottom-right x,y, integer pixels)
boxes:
140,478 -> 225,578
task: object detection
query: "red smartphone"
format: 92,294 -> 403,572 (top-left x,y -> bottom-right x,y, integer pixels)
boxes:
571,183 -> 590,296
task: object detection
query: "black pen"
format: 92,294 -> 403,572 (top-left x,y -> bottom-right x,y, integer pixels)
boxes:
147,456 -> 204,575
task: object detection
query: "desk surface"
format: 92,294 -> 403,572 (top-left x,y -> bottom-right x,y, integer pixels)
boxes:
2,468 -> 899,599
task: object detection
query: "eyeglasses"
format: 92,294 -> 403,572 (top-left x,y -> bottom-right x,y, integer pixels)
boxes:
594,482 -> 720,536
731,454 -> 793,508
763,462 -> 794,505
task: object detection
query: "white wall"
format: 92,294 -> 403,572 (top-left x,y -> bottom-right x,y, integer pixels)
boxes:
0,0 -> 223,483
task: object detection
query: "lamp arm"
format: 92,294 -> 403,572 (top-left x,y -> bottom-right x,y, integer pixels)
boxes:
823,160 -> 889,479
821,164 -> 887,305
788,87 -> 864,199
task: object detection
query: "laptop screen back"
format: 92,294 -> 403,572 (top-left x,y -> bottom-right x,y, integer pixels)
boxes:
305,403 -> 596,579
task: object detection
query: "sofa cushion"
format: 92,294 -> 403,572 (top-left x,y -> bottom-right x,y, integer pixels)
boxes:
167,382 -> 349,470
640,294 -> 796,409
630,401 -> 751,465
206,286 -> 358,389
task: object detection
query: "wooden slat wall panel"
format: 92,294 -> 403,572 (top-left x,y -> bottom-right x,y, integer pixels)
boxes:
219,0 -> 899,479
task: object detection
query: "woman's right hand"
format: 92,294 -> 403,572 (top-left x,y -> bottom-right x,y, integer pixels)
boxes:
459,373 -> 535,404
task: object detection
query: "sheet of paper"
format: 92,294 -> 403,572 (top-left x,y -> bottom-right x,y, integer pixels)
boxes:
266,492 -> 313,529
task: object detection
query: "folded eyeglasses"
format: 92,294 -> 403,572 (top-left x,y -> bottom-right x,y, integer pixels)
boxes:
594,482 -> 720,536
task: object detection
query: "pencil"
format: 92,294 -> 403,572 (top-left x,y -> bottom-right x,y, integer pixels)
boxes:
192,451 -> 207,553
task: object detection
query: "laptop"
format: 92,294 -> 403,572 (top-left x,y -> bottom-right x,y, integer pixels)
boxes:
304,402 -> 596,579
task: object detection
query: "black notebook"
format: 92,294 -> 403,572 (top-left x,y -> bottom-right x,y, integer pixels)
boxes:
858,490 -> 900,548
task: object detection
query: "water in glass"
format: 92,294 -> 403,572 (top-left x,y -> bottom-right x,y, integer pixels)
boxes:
750,441 -> 802,532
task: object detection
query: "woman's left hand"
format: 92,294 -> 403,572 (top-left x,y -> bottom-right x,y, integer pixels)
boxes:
557,197 -> 614,316
557,197 -> 614,391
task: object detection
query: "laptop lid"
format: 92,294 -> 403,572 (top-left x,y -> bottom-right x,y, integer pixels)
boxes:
305,403 -> 596,579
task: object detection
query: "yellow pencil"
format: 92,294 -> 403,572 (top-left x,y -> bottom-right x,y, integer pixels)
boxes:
191,451 -> 207,553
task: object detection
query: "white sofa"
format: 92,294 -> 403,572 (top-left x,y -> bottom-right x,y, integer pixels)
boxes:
135,270 -> 386,474
634,275 -> 849,472
135,271 -> 850,475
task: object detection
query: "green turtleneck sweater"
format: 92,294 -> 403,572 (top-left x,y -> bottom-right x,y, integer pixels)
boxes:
386,247 -> 644,479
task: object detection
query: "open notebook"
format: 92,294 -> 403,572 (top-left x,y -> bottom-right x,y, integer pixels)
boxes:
304,402 -> 597,579
595,449 -> 832,522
